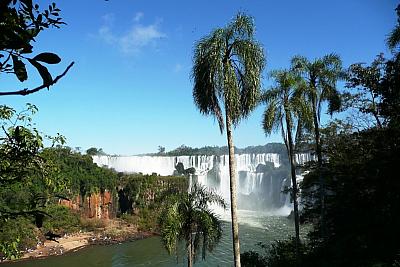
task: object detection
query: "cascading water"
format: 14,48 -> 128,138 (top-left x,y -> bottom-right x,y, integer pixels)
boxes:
93,153 -> 312,216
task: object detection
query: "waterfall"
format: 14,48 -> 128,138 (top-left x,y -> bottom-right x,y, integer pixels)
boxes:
93,153 -> 312,213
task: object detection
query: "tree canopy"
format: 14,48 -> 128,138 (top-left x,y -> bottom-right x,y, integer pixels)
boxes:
192,13 -> 265,132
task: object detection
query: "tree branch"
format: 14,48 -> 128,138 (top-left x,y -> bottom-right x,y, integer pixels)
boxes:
0,62 -> 75,96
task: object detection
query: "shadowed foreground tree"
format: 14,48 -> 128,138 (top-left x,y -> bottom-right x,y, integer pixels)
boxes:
192,13 -> 265,266
291,53 -> 343,239
299,127 -> 400,267
0,104 -> 67,258
243,5 -> 400,267
344,54 -> 386,129
387,4 -> 400,53
262,69 -> 312,253
159,183 -> 226,267
0,0 -> 74,258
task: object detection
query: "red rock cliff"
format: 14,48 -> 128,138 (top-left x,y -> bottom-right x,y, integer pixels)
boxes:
59,190 -> 116,219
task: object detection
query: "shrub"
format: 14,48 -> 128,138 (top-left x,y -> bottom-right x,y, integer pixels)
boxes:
79,218 -> 108,231
42,205 -> 80,234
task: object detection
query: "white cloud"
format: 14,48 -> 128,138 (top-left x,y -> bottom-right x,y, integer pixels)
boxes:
102,13 -> 115,24
120,24 -> 166,54
173,63 -> 183,73
133,12 -> 144,22
98,25 -> 115,44
97,13 -> 166,55
97,13 -> 116,44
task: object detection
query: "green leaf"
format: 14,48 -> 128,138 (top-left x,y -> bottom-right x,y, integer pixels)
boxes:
28,59 -> 53,86
21,44 -> 33,54
33,52 -> 61,64
11,55 -> 28,82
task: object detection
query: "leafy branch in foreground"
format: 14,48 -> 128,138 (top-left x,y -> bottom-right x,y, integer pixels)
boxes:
0,0 -> 74,96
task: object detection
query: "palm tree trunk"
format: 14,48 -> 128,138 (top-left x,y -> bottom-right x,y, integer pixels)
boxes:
188,235 -> 193,267
285,112 -> 300,250
312,105 -> 323,166
225,110 -> 241,267
312,98 -> 326,240
187,231 -> 193,267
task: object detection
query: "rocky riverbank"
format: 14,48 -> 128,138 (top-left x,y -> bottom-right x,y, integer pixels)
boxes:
11,220 -> 156,261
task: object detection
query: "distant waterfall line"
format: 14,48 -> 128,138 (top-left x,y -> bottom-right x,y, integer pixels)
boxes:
93,153 -> 313,213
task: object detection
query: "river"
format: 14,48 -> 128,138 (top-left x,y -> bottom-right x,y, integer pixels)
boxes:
3,210 -> 306,267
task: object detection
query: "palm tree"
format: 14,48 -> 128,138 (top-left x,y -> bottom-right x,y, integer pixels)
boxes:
262,69 -> 312,250
159,183 -> 226,267
192,13 -> 265,267
291,54 -> 343,239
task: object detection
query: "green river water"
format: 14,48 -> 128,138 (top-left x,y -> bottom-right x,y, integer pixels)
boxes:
3,211 -> 300,267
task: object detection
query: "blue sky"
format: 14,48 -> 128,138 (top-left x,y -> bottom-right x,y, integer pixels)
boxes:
2,0 -> 398,155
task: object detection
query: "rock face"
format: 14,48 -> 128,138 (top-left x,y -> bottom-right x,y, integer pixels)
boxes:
59,190 -> 116,219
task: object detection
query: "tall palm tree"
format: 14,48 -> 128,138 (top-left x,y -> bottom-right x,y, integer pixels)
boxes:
192,13 -> 265,267
159,183 -> 226,267
262,69 -> 312,250
291,54 -> 343,239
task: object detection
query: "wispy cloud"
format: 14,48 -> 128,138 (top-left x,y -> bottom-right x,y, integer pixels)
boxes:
173,63 -> 183,73
133,12 -> 144,22
97,13 -> 166,55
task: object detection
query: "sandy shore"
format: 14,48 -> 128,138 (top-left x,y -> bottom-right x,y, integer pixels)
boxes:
21,232 -> 94,259
19,221 -> 156,260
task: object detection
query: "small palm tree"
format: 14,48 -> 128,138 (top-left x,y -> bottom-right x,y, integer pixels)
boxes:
262,69 -> 312,250
159,183 -> 226,267
192,13 -> 265,267
291,53 -> 343,239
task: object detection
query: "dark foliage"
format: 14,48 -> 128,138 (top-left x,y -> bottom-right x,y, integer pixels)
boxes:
300,127 -> 400,266
345,53 -> 400,128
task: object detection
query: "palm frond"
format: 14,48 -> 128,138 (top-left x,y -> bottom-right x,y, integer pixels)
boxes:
190,183 -> 226,210
231,39 -> 265,118
262,100 -> 279,135
226,13 -> 255,40
192,13 -> 265,132
291,55 -> 309,76
262,87 -> 280,102
191,208 -> 223,261
224,62 -> 242,124
159,182 -> 226,264
293,54 -> 343,122
192,29 -> 226,133
159,201 -> 183,255
387,25 -> 400,52
326,89 -> 342,116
